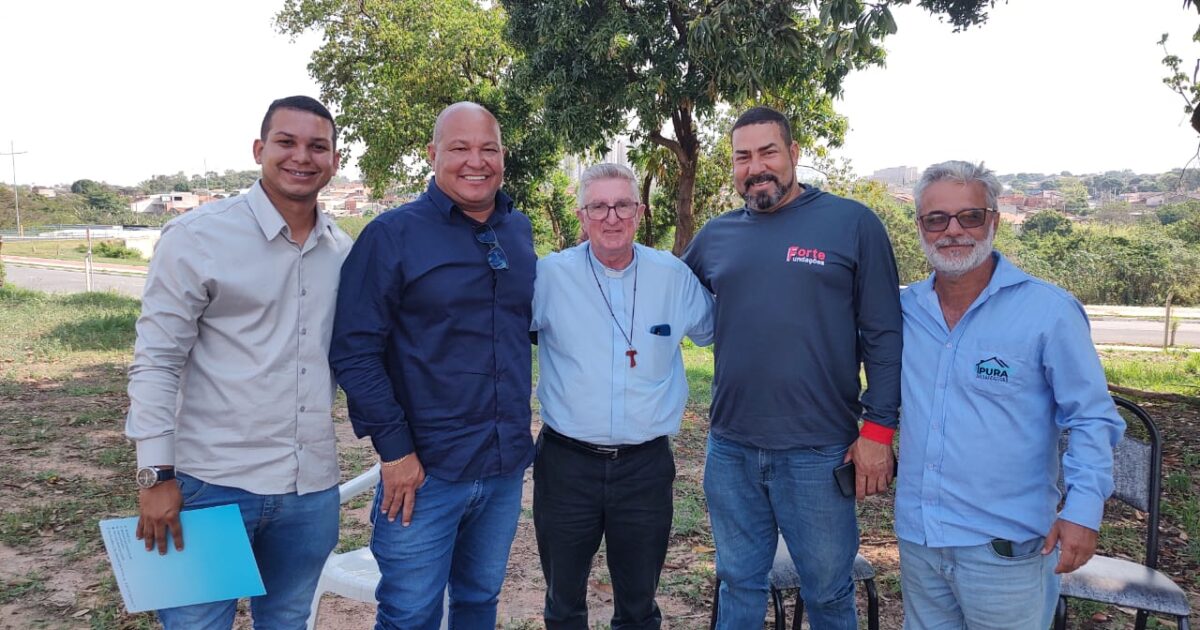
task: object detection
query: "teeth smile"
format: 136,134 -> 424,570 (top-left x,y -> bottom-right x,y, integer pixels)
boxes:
464,175 -> 487,181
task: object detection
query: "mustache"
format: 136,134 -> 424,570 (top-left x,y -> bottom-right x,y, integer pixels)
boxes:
934,236 -> 977,247
744,173 -> 780,187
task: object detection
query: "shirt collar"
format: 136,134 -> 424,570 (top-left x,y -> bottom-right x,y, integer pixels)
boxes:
426,176 -> 514,225
246,179 -> 334,244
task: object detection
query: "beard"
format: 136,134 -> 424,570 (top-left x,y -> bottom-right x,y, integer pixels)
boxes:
741,172 -> 792,212
921,222 -> 995,277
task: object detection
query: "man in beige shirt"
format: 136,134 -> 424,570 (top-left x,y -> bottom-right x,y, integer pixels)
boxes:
125,95 -> 352,629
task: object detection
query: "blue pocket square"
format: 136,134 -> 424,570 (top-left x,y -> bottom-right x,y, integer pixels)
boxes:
649,324 -> 671,336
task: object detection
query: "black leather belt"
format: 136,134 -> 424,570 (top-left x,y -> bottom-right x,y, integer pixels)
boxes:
542,426 -> 665,460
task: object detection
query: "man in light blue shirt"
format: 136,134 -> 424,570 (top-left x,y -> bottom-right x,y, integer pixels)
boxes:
896,160 -> 1125,629
531,163 -> 713,629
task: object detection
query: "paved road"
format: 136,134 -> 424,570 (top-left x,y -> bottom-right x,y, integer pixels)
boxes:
5,262 -> 1199,347
1091,318 -> 1199,348
6,264 -> 146,298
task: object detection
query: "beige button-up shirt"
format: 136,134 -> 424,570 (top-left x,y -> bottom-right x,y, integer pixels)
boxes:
126,181 -> 352,495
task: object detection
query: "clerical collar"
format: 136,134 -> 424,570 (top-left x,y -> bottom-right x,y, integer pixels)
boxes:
588,246 -> 636,278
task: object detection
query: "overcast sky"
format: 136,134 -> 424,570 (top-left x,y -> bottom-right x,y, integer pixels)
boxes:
2,1 -> 1198,187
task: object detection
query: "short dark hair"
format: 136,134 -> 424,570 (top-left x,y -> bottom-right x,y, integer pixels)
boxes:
731,106 -> 793,146
260,96 -> 337,147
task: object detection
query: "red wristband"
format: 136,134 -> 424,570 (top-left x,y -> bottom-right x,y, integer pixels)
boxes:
859,421 -> 895,445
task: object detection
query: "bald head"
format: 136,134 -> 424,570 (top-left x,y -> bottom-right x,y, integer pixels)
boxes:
432,102 -> 502,146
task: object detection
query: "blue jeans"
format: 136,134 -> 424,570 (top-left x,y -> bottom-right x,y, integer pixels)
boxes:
705,433 -> 859,630
899,537 -> 1059,630
156,473 -> 339,630
371,469 -> 524,630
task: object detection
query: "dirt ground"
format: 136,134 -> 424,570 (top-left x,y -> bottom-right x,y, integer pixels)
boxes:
1,365 -> 1197,629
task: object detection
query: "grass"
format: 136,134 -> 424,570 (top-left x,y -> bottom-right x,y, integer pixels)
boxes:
1,239 -> 148,266
1101,349 -> 1200,396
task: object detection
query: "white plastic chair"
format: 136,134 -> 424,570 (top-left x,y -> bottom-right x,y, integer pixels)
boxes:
306,463 -> 448,630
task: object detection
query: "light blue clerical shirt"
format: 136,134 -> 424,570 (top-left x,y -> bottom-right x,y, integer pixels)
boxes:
895,252 -> 1125,547
532,243 -> 714,445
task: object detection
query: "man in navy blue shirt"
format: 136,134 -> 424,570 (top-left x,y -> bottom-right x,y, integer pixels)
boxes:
683,106 -> 901,629
330,102 -> 536,630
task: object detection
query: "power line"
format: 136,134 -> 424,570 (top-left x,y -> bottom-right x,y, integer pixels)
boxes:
0,141 -> 29,237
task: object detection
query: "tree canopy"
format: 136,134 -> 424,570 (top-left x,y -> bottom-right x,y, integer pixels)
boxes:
502,0 -> 997,253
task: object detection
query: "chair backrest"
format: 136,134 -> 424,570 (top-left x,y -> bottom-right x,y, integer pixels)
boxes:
1057,395 -> 1162,567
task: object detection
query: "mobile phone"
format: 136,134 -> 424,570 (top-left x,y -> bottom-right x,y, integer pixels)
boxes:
832,458 -> 899,498
833,462 -> 855,498
990,538 -> 1015,557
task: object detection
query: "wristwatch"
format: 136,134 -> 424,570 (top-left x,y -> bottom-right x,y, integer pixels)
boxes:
135,466 -> 176,489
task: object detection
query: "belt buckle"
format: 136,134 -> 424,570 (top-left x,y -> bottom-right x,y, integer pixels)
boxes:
596,445 -> 620,459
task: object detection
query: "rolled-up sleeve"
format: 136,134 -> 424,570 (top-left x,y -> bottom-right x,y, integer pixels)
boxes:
125,223 -> 211,467
330,220 -> 414,462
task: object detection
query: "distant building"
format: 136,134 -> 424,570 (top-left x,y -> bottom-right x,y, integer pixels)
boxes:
868,166 -> 919,187
32,186 -> 57,197
129,191 -> 202,214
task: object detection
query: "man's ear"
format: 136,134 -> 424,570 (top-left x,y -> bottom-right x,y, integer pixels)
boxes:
253,139 -> 264,165
426,142 -> 436,165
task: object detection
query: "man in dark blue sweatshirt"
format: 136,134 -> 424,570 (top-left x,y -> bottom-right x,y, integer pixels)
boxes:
682,106 -> 902,629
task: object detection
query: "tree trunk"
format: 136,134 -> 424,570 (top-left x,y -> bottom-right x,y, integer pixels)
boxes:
640,172 -> 654,246
672,162 -> 697,255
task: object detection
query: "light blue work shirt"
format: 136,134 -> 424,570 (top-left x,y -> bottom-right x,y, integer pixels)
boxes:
895,252 -> 1124,547
532,243 -> 714,445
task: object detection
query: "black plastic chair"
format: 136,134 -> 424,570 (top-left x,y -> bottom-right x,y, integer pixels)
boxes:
1052,395 -> 1191,630
709,534 -> 879,630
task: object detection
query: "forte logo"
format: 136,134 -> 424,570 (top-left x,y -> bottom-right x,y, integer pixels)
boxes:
785,245 -> 826,266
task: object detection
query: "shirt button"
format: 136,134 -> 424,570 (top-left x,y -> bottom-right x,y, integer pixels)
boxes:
927,463 -> 936,470
945,342 -> 952,349
301,289 -> 308,296
301,368 -> 307,375
299,405 -> 306,412
301,328 -> 308,335
298,444 -> 305,451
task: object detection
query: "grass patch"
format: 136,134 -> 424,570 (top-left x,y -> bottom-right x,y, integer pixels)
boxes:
672,479 -> 709,539
3,239 -> 148,266
1101,350 -> 1200,396
0,572 -> 46,604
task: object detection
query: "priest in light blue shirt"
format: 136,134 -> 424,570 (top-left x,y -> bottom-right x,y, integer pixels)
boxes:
896,160 -> 1124,630
531,162 -> 713,629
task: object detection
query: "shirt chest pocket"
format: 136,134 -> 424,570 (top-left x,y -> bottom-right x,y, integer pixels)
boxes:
959,343 -> 1036,395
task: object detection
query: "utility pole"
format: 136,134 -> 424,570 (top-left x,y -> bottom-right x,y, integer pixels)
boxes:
0,141 -> 28,237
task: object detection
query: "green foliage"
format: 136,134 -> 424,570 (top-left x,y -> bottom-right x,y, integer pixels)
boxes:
1021,210 -> 1073,239
69,179 -> 126,213
502,0 -> 889,253
525,171 -> 578,255
1006,223 -> 1200,306
275,0 -> 569,233
73,240 -> 144,261
138,170 -> 259,194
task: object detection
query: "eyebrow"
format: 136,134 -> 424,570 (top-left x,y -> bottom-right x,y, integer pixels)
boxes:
734,142 -> 781,155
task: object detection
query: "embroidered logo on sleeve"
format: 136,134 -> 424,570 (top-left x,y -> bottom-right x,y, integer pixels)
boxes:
785,246 -> 826,266
975,357 -> 1013,382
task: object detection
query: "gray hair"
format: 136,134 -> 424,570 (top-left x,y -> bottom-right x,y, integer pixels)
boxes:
577,163 -> 640,207
913,160 -> 1002,212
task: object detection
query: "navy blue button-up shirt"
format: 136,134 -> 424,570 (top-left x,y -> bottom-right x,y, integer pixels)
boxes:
330,178 -> 536,481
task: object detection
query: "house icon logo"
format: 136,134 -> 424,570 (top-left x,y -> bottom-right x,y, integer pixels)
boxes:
975,357 -> 1013,383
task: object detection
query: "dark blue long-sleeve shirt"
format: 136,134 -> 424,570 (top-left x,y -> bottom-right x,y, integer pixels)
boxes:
330,178 -> 536,481
682,185 -> 902,449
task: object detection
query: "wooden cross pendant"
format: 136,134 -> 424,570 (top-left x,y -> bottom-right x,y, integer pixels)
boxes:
625,348 -> 638,368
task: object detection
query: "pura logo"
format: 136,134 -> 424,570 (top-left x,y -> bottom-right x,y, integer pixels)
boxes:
975,357 -> 1013,382
785,245 -> 826,266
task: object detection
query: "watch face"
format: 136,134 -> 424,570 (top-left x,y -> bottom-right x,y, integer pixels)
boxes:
136,467 -> 157,488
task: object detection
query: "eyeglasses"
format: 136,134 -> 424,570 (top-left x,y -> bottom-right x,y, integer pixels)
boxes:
581,201 -> 639,221
918,208 -> 994,232
474,224 -> 509,270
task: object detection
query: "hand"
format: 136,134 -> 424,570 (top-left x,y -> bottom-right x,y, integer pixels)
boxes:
845,437 -> 895,500
136,480 -> 184,555
380,454 -> 425,526
1043,518 -> 1098,574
